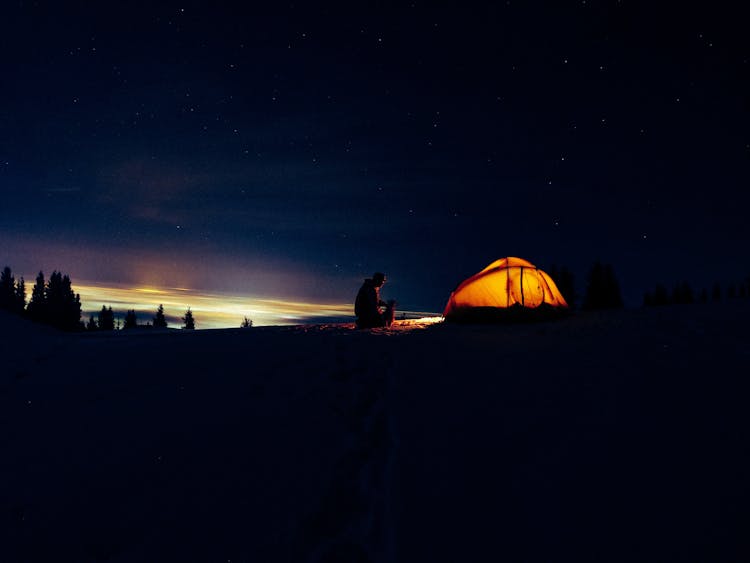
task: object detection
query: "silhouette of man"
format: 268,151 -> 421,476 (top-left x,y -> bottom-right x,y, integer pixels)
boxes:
355,272 -> 395,328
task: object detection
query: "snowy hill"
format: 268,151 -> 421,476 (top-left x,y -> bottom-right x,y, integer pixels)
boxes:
1,302 -> 749,562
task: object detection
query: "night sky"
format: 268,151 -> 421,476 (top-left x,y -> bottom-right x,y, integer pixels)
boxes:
2,1 -> 749,322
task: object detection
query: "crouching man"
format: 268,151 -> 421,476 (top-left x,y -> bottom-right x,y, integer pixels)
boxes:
355,272 -> 395,329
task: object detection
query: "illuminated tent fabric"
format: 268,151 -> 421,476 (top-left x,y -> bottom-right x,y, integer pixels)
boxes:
443,257 -> 568,322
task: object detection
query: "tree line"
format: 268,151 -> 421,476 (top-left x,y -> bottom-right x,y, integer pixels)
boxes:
547,260 -> 623,311
1,266 -> 198,331
549,260 -> 750,310
1,267 -> 81,330
83,303 -> 195,331
643,278 -> 750,307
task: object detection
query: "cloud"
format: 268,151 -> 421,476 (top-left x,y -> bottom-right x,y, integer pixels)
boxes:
1,232 -> 359,302
96,158 -> 212,223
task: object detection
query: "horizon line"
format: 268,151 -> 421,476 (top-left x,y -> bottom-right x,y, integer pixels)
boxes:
72,280 -> 354,329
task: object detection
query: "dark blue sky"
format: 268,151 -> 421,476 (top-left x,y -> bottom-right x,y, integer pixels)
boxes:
1,1 -> 748,312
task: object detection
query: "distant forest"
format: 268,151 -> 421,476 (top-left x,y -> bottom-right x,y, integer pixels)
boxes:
643,279 -> 750,307
0,266 -> 201,332
543,261 -> 749,311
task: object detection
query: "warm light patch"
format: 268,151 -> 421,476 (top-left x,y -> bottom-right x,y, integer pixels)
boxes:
394,316 -> 444,328
415,316 -> 444,324
365,316 -> 444,334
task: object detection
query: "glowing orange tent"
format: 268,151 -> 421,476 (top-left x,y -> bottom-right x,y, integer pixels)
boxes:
443,257 -> 568,322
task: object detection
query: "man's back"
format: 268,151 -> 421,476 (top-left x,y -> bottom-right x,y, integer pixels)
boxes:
355,275 -> 386,328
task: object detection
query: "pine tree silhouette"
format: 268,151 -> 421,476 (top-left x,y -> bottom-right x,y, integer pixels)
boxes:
671,284 -> 681,304
43,272 -> 81,330
0,266 -> 15,311
582,261 -> 624,310
22,270 -> 81,329
548,264 -> 576,308
728,283 -> 737,299
14,276 -> 25,313
98,305 -> 115,331
124,309 -> 137,329
711,282 -> 722,302
182,307 -> 195,330
0,267 -> 26,314
86,315 -> 98,331
670,282 -> 694,305
153,304 -> 168,328
654,284 -> 669,306
26,271 -> 47,322
681,282 -> 694,304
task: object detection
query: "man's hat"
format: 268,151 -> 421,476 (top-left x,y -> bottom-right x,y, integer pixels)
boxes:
373,272 -> 386,283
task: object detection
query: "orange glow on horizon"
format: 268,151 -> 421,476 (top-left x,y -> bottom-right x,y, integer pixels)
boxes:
74,281 -> 353,329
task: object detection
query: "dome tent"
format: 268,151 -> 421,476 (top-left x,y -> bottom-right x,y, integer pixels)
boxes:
443,257 -> 568,322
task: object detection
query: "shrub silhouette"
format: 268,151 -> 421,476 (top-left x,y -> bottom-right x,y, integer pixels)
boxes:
241,316 -> 253,328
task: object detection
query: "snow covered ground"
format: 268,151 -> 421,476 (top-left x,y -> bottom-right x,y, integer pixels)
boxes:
1,302 -> 749,562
